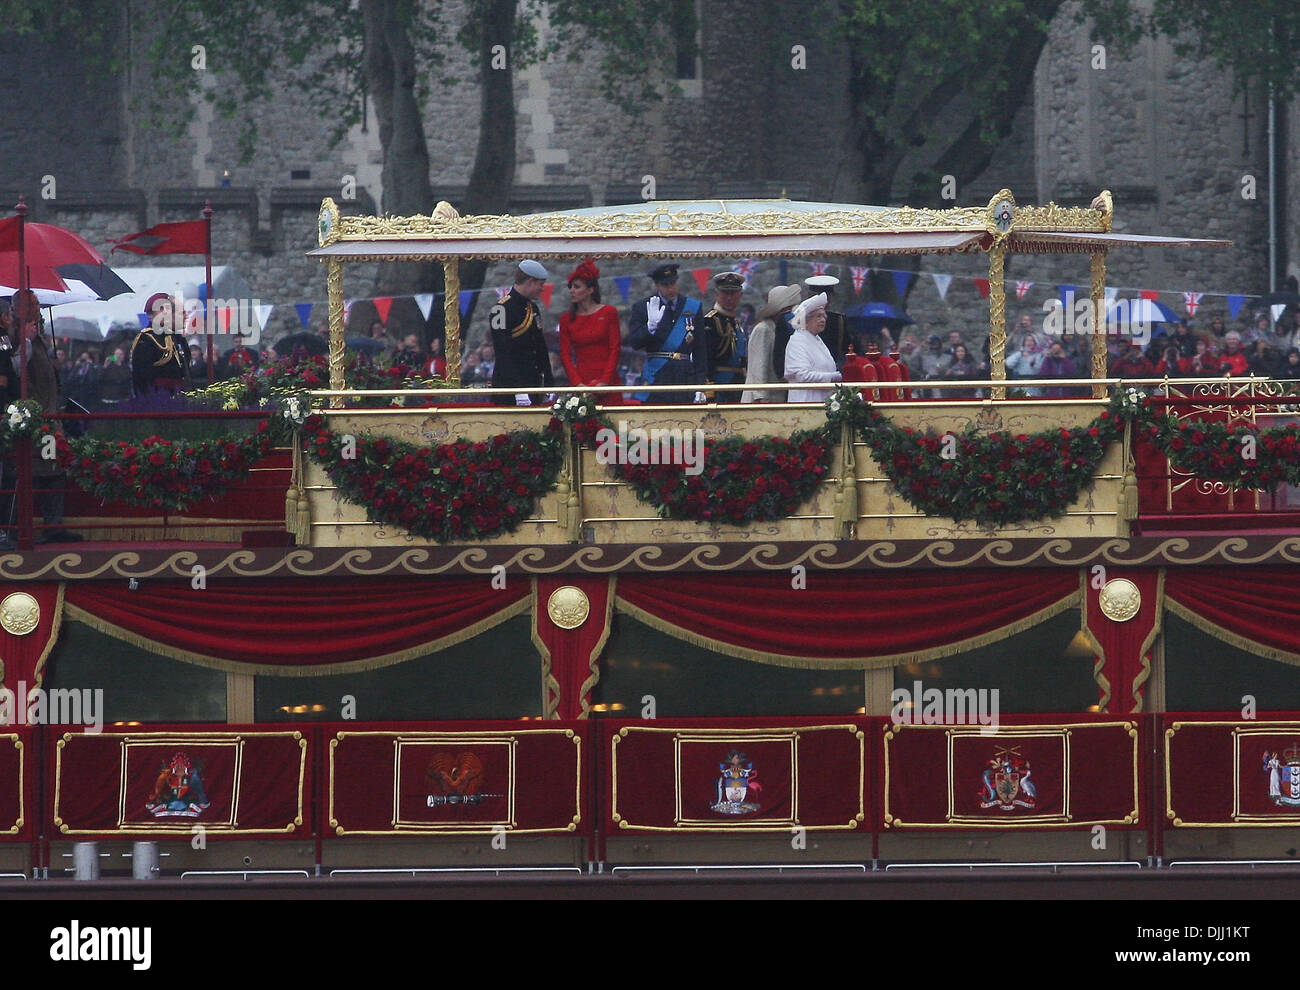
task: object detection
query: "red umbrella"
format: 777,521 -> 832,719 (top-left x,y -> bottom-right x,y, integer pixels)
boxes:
0,212 -> 106,292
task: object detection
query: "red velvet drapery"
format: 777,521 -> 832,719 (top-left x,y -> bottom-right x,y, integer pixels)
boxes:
62,577 -> 529,672
1082,569 -> 1163,713
1165,567 -> 1300,662
533,577 -> 613,719
0,583 -> 63,690
615,570 -> 1079,665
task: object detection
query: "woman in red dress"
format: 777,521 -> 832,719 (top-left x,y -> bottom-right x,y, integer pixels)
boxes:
558,258 -> 622,405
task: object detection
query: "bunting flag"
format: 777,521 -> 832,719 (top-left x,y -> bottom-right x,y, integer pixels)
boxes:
1139,290 -> 1161,302
691,268 -> 711,294
810,262 -> 831,277
217,307 -> 233,332
1105,287 -> 1118,302
97,315 -> 113,335
343,298 -> 354,323
540,283 -> 554,308
1015,280 -> 1034,299
373,296 -> 393,324
254,304 -> 274,331
614,275 -> 632,303
413,293 -> 435,321
1182,292 -> 1203,317
1057,284 -> 1077,309
778,260 -> 788,284
973,278 -> 990,299
137,312 -> 150,330
931,273 -> 952,301
733,258 -> 759,283
496,286 -> 510,303
850,266 -> 870,293
892,270 -> 915,299
294,302 -> 313,328
1272,304 -> 1287,323
1227,294 -> 1247,319
113,219 -> 207,256
458,290 -> 474,317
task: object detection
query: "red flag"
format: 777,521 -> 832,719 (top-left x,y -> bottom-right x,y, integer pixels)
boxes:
973,278 -> 990,299
687,268 -> 707,294
1139,290 -> 1161,302
540,283 -> 554,308
113,220 -> 208,255
373,296 -> 393,324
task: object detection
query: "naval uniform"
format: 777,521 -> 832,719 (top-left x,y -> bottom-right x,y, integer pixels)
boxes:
488,287 -> 554,405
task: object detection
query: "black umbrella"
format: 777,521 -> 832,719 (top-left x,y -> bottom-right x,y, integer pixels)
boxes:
276,331 -> 329,358
55,263 -> 133,300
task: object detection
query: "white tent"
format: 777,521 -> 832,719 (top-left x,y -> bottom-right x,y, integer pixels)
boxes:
52,266 -> 258,341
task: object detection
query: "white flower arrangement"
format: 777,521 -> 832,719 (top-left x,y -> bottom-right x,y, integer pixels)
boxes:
824,384 -> 865,425
552,393 -> 598,423
3,400 -> 41,438
280,394 -> 309,426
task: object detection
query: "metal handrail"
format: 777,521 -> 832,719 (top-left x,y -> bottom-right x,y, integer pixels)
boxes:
609,863 -> 868,875
883,860 -> 1143,872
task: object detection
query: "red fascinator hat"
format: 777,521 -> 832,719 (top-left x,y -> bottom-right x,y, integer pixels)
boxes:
568,258 -> 600,284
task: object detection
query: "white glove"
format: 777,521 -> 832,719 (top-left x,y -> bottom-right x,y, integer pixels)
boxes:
646,297 -> 665,331
693,391 -> 707,404
515,393 -> 532,407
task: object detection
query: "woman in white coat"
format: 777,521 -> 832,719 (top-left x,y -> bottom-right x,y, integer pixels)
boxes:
742,283 -> 801,403
783,292 -> 842,402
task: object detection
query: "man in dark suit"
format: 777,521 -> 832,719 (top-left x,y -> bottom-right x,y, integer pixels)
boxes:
627,263 -> 706,404
488,259 -> 554,406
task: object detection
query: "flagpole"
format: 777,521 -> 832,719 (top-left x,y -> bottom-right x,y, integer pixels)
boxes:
13,196 -> 33,549
203,200 -> 214,383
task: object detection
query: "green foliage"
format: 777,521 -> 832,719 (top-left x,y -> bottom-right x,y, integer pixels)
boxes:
1084,0 -> 1300,99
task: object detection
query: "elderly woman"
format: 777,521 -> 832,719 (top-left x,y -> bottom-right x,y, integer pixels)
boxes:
742,283 -> 800,403
783,293 -> 842,402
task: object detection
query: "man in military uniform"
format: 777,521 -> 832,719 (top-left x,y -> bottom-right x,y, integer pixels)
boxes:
131,292 -> 190,396
627,263 -> 706,404
488,259 -> 555,407
805,274 -> 849,366
700,271 -> 747,401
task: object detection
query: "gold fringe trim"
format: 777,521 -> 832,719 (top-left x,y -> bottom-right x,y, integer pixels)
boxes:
1129,569 -> 1166,713
530,580 -> 559,719
61,595 -> 531,677
30,582 -> 66,691
1080,570 -> 1111,712
578,577 -> 617,719
1165,595 -> 1300,667
614,588 -> 1080,671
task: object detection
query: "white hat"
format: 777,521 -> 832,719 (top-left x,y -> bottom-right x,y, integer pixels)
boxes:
791,292 -> 828,332
517,259 -> 548,279
805,274 -> 839,289
758,284 -> 802,319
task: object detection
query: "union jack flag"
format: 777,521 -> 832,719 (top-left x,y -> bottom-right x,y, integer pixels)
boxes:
810,262 -> 831,276
1015,280 -> 1034,299
496,286 -> 510,303
1183,291 -> 1203,317
733,258 -> 759,283
343,298 -> 353,321
850,266 -> 870,293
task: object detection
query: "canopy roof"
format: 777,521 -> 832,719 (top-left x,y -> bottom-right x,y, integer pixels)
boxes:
308,190 -> 1230,262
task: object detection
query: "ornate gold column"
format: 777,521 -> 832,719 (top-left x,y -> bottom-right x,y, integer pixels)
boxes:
1090,251 -> 1108,399
443,259 -> 461,386
326,259 -> 346,407
988,244 -> 1007,400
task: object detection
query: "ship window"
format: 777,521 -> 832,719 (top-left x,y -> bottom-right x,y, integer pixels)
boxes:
253,615 -> 542,722
594,613 -> 865,717
42,620 -> 227,724
894,608 -> 1094,715
1164,612 -> 1300,711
